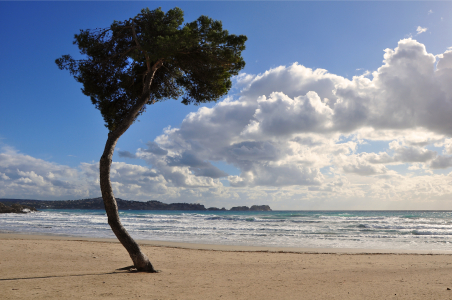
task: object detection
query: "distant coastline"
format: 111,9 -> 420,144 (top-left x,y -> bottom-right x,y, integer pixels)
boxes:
0,198 -> 271,212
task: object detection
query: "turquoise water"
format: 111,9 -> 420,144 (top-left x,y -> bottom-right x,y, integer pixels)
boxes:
2,209 -> 452,251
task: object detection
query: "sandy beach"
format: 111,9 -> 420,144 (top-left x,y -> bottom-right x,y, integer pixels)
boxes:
2,234 -> 452,299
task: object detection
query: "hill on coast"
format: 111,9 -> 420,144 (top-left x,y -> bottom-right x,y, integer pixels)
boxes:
0,198 -> 271,212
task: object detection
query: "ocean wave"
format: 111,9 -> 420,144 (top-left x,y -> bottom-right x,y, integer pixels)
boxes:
3,209 -> 452,250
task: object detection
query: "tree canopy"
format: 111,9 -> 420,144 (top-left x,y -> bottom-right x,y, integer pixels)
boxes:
56,7 -> 247,131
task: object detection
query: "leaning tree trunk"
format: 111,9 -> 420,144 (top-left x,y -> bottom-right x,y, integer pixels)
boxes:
99,60 -> 163,272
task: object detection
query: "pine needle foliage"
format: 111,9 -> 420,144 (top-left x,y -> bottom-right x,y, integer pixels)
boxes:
56,7 -> 247,131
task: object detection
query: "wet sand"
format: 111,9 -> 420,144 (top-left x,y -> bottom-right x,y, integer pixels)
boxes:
1,233 -> 452,299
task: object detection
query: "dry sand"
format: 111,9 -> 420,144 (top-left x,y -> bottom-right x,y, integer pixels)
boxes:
2,233 -> 452,299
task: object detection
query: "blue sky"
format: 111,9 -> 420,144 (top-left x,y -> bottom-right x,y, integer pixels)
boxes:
1,1 -> 452,209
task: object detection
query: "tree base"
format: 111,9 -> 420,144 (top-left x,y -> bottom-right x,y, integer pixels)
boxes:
117,265 -> 160,273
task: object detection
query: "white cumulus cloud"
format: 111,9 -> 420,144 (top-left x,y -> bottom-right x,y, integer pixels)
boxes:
416,26 -> 428,35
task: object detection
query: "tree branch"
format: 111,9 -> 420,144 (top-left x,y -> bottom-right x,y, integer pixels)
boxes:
109,58 -> 163,140
131,19 -> 151,74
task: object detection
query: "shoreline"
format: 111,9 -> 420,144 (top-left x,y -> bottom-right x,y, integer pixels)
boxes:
2,232 -> 452,255
4,209 -> 452,253
3,233 -> 452,299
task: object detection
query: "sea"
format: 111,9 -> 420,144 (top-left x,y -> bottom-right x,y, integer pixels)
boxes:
2,209 -> 452,252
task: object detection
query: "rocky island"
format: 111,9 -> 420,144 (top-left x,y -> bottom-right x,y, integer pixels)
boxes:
0,202 -> 38,213
230,205 -> 272,211
0,198 -> 272,212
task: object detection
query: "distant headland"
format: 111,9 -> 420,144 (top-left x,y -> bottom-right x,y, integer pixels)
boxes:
0,198 -> 271,213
